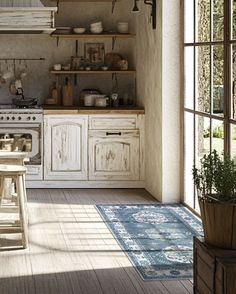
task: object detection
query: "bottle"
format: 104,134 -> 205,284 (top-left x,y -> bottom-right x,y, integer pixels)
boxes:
51,82 -> 60,105
62,77 -> 73,106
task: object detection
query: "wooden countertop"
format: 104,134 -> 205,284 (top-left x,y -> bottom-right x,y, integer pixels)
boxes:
43,106 -> 145,115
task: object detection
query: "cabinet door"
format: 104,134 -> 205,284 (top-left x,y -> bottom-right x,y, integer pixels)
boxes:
44,115 -> 88,180
89,130 -> 140,180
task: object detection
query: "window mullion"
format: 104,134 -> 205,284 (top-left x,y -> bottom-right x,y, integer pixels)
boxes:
223,0 -> 231,154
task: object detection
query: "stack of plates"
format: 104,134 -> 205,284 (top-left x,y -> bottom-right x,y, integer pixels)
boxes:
90,21 -> 103,34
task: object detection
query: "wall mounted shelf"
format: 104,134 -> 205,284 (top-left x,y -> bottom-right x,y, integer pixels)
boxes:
51,32 -> 135,48
51,33 -> 135,39
50,70 -> 136,74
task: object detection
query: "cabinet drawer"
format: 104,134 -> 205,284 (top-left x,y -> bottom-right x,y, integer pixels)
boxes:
89,115 -> 137,130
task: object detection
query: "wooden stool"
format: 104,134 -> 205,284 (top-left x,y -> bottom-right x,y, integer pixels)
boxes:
0,152 -> 28,206
0,164 -> 28,249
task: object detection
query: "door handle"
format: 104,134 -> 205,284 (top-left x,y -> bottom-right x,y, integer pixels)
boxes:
106,132 -> 121,136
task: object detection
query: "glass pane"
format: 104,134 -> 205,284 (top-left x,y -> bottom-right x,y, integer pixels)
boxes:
184,112 -> 194,208
196,46 -> 210,113
212,0 -> 224,41
0,133 -> 32,152
184,47 -> 194,109
184,0 -> 194,43
212,119 -> 224,154
196,0 -> 211,42
195,115 -> 210,210
213,45 -> 224,116
232,0 -> 236,40
232,44 -> 236,119
231,124 -> 236,158
195,115 -> 210,162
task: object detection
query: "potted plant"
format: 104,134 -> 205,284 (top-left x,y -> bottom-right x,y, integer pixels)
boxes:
192,150 -> 236,249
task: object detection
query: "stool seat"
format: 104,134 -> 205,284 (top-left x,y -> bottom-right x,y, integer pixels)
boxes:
0,165 -> 27,173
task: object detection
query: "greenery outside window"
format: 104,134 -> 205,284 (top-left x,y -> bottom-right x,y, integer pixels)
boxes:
184,0 -> 236,210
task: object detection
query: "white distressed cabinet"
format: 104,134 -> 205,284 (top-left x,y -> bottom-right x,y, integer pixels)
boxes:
88,114 -> 145,182
40,113 -> 145,188
89,130 -> 140,180
44,115 -> 88,180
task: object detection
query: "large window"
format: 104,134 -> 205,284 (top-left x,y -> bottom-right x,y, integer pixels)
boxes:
184,1 -> 236,209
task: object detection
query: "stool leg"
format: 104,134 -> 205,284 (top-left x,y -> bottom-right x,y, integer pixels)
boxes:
16,175 -> 28,249
0,176 -> 3,206
22,174 -> 28,224
0,175 -> 5,207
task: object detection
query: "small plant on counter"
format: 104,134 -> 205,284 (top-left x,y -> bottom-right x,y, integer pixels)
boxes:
192,149 -> 236,203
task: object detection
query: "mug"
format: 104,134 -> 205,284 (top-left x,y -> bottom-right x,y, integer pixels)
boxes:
84,94 -> 95,106
53,64 -> 62,71
118,60 -> 128,70
2,142 -> 13,151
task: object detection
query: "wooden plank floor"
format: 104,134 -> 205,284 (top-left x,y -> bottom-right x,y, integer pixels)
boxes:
0,189 -> 193,294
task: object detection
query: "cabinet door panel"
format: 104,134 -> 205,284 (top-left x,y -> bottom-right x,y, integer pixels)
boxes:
44,116 -> 88,180
51,123 -> 82,171
89,130 -> 140,180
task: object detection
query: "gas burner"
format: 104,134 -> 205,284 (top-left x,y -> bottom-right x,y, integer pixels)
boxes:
14,105 -> 41,109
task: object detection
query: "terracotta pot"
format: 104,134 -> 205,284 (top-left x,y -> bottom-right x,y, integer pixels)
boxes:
199,198 -> 236,249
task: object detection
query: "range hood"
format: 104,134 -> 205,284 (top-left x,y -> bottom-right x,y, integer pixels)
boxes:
0,0 -> 57,33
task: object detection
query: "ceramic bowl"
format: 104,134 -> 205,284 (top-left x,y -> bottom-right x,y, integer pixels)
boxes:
101,66 -> 108,71
73,27 -> 86,34
117,22 -> 129,33
90,27 -> 103,34
90,21 -> 102,28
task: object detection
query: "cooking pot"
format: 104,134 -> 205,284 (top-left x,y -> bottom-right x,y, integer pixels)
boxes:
95,96 -> 108,107
80,88 -> 100,106
12,97 -> 38,107
84,94 -> 96,106
84,94 -> 107,107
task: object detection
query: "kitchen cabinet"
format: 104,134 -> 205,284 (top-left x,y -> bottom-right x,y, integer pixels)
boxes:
44,115 -> 88,180
88,114 -> 144,181
40,112 -> 145,188
89,130 -> 140,180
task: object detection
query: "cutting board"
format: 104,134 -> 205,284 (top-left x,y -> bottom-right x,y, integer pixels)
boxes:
62,84 -> 73,106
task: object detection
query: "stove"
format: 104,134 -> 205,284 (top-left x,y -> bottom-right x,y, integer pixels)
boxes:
0,104 -> 43,180
0,104 -> 43,123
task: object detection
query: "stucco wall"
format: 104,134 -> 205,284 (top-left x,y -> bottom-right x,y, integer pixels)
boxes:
136,0 -> 181,202
0,0 -> 135,105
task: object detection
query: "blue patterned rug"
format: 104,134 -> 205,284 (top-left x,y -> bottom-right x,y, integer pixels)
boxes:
96,204 -> 203,280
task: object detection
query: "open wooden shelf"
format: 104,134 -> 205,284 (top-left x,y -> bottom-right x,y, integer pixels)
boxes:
51,0 -> 120,2
50,70 -> 136,74
51,32 -> 135,39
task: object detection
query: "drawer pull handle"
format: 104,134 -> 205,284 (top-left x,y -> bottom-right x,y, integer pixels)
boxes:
106,132 -> 121,136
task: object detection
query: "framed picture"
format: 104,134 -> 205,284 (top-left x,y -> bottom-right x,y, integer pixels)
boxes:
84,43 -> 105,65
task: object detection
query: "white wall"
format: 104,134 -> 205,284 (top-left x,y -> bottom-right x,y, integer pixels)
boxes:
136,0 -> 181,203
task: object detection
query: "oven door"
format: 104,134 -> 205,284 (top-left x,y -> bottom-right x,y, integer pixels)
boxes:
0,124 -> 41,165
